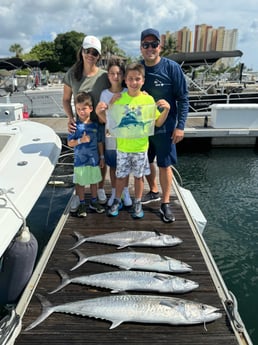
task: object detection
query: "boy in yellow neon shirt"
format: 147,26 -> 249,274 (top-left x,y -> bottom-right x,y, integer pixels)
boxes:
108,63 -> 170,218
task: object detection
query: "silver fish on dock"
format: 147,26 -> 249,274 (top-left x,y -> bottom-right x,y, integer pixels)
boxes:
71,249 -> 192,273
70,230 -> 182,250
49,269 -> 199,294
25,293 -> 222,331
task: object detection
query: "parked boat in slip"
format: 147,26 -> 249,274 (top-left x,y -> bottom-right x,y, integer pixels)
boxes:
0,103 -> 61,344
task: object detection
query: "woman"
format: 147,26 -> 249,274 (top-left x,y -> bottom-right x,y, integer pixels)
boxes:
63,35 -> 110,207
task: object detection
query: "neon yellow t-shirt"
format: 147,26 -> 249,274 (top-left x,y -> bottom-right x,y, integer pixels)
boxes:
114,92 -> 160,153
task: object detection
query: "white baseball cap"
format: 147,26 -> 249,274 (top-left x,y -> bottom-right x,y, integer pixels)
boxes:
82,35 -> 101,55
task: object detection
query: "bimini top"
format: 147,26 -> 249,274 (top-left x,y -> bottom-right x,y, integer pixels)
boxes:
167,50 -> 243,70
0,58 -> 47,71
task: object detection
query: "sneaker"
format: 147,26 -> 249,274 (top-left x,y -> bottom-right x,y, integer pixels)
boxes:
132,201 -> 144,219
97,188 -> 107,205
141,191 -> 161,205
89,200 -> 105,214
107,193 -> 116,207
108,199 -> 123,217
160,203 -> 175,223
77,204 -> 87,218
70,194 -> 80,212
122,190 -> 133,207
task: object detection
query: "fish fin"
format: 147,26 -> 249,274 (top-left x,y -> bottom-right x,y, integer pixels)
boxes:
69,231 -> 87,250
160,254 -> 169,260
117,244 -> 129,250
24,294 -> 54,331
48,270 -> 71,294
153,229 -> 162,236
109,320 -> 123,329
118,264 -> 131,270
70,249 -> 88,271
153,273 -> 168,282
159,299 -> 180,309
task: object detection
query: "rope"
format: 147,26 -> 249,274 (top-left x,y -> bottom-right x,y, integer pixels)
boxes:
0,188 -> 26,230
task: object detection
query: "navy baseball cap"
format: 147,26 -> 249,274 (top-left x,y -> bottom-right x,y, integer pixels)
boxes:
141,28 -> 160,41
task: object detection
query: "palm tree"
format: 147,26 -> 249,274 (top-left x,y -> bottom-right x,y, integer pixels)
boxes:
101,36 -> 126,68
160,36 -> 177,57
9,44 -> 23,58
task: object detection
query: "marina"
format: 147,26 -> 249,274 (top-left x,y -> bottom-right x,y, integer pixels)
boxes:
0,108 -> 256,343
0,92 -> 257,344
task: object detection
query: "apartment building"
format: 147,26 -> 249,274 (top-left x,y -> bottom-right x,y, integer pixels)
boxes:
164,24 -> 238,67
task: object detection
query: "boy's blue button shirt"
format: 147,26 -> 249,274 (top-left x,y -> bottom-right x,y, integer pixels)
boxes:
68,121 -> 100,167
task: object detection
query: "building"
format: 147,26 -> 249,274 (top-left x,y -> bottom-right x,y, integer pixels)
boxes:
163,24 -> 238,68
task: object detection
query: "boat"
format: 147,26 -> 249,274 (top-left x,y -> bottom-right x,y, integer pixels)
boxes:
0,102 -> 62,343
0,87 -> 65,118
167,50 -> 258,116
0,58 -> 65,118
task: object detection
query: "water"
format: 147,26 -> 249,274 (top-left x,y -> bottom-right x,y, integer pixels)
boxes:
176,147 -> 258,344
27,183 -> 73,255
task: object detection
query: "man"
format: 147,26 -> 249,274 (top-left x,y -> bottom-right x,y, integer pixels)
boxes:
140,28 -> 189,223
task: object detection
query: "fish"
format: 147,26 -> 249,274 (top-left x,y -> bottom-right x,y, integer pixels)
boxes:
48,269 -> 199,294
71,249 -> 192,273
70,230 -> 182,250
114,115 -> 152,130
25,293 -> 222,331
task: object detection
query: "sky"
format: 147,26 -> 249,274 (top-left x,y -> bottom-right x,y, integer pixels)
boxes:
0,0 -> 258,71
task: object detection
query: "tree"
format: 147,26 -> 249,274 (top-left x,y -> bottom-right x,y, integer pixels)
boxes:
27,41 -> 59,71
101,36 -> 126,68
9,43 -> 23,57
160,36 -> 177,57
54,31 -> 85,70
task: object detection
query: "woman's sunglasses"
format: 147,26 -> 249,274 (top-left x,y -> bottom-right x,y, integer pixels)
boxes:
141,41 -> 160,49
83,48 -> 99,57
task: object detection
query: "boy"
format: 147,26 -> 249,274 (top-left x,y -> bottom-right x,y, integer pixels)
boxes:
108,63 -> 170,219
67,92 -> 105,217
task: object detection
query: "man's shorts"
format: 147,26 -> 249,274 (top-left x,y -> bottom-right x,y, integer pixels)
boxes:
116,151 -> 150,178
148,132 -> 177,167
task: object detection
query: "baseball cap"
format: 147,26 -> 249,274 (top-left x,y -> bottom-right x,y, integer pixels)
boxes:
82,35 -> 101,55
141,28 -> 160,41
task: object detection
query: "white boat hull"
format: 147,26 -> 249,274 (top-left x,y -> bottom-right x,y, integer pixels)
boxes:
0,104 -> 62,257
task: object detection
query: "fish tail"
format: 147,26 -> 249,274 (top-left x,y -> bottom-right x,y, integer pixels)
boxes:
70,249 -> 88,271
69,231 -> 87,250
24,294 -> 54,331
48,269 -> 71,294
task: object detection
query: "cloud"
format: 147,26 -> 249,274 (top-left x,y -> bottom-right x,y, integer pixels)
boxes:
0,0 -> 257,70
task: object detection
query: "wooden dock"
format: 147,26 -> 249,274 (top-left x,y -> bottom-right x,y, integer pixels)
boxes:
14,179 -> 245,345
30,115 -> 258,149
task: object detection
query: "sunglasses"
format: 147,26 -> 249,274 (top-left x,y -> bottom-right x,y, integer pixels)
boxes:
141,41 -> 160,49
83,48 -> 99,57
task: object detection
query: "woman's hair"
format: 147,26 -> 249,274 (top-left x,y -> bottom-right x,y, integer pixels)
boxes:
73,48 -> 84,81
73,47 -> 101,81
